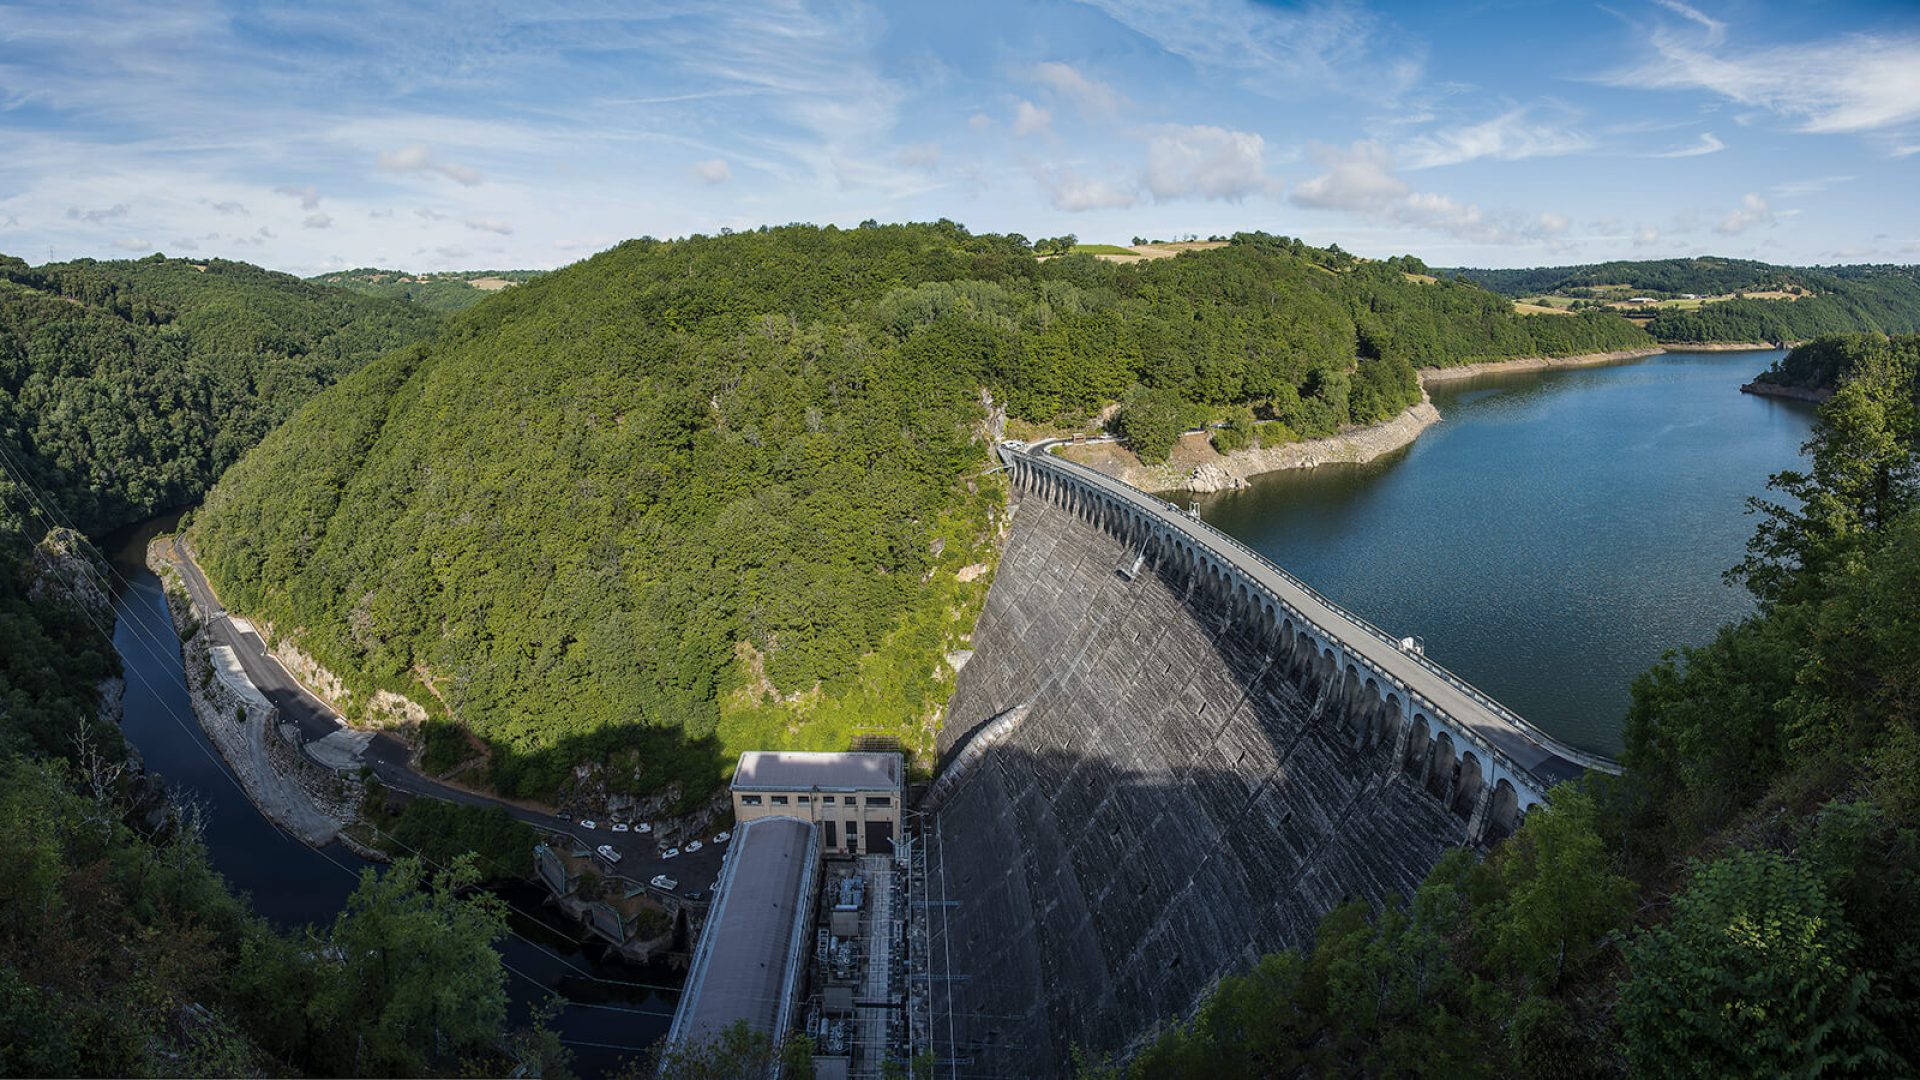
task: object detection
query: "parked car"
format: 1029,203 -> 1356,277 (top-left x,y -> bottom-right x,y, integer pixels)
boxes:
684,890 -> 705,901
635,822 -> 653,834
611,822 -> 629,833
685,840 -> 704,853
661,847 -> 680,859
595,844 -> 622,863
712,831 -> 731,844
651,875 -> 678,891
580,819 -> 597,830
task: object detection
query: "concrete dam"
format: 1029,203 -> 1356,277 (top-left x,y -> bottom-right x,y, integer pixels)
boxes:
915,441 -> 1618,1076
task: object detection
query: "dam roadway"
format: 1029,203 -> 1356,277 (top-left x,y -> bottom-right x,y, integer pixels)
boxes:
1014,438 -> 1619,788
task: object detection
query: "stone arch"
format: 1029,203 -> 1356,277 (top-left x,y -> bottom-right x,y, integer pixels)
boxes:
1379,692 -> 1404,752
1485,779 -> 1521,842
1453,750 -> 1485,820
1426,731 -> 1456,799
1404,714 -> 1431,775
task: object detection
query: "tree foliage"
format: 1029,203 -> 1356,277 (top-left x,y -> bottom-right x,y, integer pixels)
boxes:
190,223 -> 1649,801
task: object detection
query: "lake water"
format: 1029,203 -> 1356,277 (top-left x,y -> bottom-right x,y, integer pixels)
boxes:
1177,349 -> 1816,757
103,514 -> 677,1076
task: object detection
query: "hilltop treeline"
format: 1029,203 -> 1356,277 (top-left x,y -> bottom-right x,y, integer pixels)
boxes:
0,253 -> 439,534
1450,256 -> 1920,345
1100,333 -> 1920,1079
313,267 -> 544,313
191,222 -> 1648,801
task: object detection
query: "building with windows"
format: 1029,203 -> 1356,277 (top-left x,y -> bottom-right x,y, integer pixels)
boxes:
731,751 -> 904,855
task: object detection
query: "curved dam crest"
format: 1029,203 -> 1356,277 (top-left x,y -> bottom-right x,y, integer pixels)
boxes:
919,443 -> 1614,1076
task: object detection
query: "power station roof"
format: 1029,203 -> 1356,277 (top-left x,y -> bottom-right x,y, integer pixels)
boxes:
666,816 -> 821,1050
731,750 -> 901,793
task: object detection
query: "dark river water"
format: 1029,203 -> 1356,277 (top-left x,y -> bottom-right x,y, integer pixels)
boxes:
103,515 -> 677,1076
1176,349 -> 1817,757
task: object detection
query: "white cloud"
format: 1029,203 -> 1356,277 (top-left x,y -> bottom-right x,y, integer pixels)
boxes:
967,112 -> 992,131
1030,163 -> 1136,211
1716,192 -> 1774,235
1290,140 -> 1560,245
692,158 -> 732,184
1078,0 -> 1421,103
376,142 -> 482,186
898,143 -> 942,169
1013,99 -> 1052,138
1401,108 -> 1593,169
465,217 -> 514,235
1652,0 -> 1726,45
65,203 -> 130,223
274,184 -> 321,210
1609,24 -> 1920,136
1031,61 -> 1123,116
1650,131 -> 1725,157
303,213 -> 332,229
1770,175 -> 1852,197
1143,124 -> 1276,201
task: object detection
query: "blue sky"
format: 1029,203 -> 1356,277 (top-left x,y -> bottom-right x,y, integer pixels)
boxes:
2,0 -> 1916,274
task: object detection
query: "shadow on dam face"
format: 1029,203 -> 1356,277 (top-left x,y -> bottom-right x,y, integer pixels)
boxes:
917,484 -> 1518,1077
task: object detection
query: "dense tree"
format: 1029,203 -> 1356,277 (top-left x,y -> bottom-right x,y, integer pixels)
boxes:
193,223 -> 1650,802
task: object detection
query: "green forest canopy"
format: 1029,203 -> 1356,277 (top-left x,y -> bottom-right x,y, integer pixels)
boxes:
190,221 -> 1651,803
311,267 -> 545,313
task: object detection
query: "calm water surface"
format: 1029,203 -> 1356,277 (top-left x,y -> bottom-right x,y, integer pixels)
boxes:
1181,349 -> 1816,757
104,514 -> 676,1076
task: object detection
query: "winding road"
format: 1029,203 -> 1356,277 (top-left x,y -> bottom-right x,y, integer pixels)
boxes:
164,537 -> 725,894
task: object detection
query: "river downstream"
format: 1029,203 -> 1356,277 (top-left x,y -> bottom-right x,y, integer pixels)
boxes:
1179,348 -> 1816,757
103,515 -> 677,1076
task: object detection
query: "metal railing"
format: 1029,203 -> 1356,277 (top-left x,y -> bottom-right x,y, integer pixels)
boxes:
1004,442 -> 1622,780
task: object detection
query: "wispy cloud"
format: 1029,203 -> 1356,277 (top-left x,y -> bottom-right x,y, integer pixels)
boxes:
377,143 -> 483,186
1291,140 -> 1564,245
1401,108 -> 1593,169
1649,131 -> 1725,157
1771,175 -> 1852,197
1608,15 -> 1920,137
691,158 -> 732,184
66,203 -> 130,223
1030,163 -> 1136,211
1013,99 -> 1052,138
1030,61 -> 1124,117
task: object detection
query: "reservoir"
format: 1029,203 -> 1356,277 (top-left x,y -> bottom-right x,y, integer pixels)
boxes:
104,515 -> 677,1076
1180,348 -> 1816,757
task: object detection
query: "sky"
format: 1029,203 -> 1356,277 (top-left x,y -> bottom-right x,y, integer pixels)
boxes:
2,0 -> 1917,275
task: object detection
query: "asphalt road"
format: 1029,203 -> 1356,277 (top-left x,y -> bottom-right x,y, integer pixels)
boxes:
166,537 -> 726,895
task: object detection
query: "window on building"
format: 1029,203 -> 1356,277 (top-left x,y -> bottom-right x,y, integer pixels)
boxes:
798,795 -> 811,804
821,795 -> 836,804
846,819 -> 860,835
866,795 -> 892,808
741,795 -> 762,806
771,795 -> 789,805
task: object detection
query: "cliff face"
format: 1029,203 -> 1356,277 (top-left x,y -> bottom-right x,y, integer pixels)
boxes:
922,491 -> 1471,1075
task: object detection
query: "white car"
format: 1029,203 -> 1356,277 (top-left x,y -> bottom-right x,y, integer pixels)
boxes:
635,822 -> 653,834
661,847 -> 680,859
651,874 -> 678,890
712,831 -> 731,844
611,822 -> 630,833
595,844 -> 622,863
579,819 -> 597,830
685,840 -> 704,853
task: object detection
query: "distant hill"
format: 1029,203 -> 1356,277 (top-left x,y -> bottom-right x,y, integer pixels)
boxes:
0,253 -> 441,535
192,223 -> 1650,805
1445,257 -> 1920,345
311,267 -> 544,312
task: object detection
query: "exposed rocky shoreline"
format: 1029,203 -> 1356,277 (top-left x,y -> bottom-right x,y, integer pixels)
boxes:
1417,346 -> 1665,383
1740,380 -> 1833,403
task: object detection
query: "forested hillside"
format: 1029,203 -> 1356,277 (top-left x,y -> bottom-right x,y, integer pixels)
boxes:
312,267 -> 543,312
1100,333 -> 1920,1079
0,254 -> 528,1074
0,253 -> 440,534
1449,256 -> 1920,345
191,222 -> 1649,803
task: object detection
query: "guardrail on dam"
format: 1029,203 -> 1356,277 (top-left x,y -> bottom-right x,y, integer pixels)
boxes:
913,440 -> 1619,1077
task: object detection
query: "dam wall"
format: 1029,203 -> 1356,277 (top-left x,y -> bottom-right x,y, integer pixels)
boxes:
917,443 -> 1612,1076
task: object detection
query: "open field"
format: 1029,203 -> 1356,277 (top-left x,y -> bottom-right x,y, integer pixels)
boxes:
1089,240 -> 1230,263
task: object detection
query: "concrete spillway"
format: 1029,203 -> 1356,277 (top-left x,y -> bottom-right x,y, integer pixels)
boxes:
917,443 -> 1614,1076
